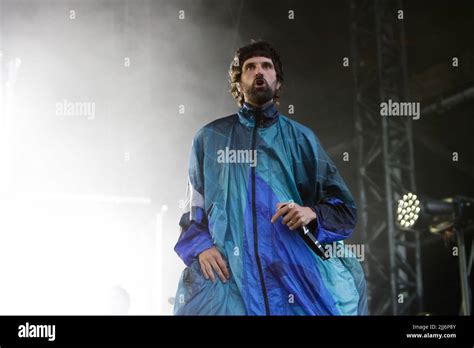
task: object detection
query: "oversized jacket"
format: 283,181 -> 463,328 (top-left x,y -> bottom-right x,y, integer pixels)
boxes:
173,101 -> 368,315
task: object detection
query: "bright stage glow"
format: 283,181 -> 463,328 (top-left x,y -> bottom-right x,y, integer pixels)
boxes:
0,193 -> 160,315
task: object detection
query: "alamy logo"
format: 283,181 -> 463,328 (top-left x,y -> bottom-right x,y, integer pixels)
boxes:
217,147 -> 257,167
380,99 -> 420,120
323,242 -> 365,262
18,322 -> 56,341
56,98 -> 96,120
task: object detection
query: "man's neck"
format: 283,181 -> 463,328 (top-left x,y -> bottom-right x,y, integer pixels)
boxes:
245,99 -> 274,109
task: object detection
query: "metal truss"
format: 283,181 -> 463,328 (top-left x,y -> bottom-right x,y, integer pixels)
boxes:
350,0 -> 423,315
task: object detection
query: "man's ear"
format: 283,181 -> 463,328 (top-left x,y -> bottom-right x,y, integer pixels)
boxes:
237,82 -> 242,92
277,81 -> 282,90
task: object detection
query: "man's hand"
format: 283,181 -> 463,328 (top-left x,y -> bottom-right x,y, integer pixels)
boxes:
270,202 -> 317,230
198,246 -> 230,283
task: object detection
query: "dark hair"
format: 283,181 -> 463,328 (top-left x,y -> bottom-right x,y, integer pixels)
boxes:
228,40 -> 284,107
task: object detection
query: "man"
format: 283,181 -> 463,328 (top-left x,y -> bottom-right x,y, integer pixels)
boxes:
173,40 -> 368,315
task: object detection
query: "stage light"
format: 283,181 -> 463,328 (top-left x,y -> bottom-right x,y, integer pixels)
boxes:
395,192 -> 464,233
396,192 -> 421,230
396,192 -> 474,315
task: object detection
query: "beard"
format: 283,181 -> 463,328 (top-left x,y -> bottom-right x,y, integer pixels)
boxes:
242,79 -> 277,106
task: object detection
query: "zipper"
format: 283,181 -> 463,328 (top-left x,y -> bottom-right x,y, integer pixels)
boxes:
251,111 -> 270,315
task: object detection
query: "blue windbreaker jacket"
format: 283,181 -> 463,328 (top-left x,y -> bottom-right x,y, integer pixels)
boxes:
173,101 -> 368,315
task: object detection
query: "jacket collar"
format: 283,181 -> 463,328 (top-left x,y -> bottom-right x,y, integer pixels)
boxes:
238,100 -> 279,128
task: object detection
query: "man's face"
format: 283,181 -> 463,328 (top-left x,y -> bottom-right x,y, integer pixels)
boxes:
239,56 -> 281,107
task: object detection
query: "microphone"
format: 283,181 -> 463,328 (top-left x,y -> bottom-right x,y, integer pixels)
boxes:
300,224 -> 330,260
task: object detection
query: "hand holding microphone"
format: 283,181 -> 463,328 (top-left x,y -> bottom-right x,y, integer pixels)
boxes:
271,200 -> 330,260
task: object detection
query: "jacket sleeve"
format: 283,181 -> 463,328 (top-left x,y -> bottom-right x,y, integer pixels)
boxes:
308,135 -> 358,244
174,129 -> 214,266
